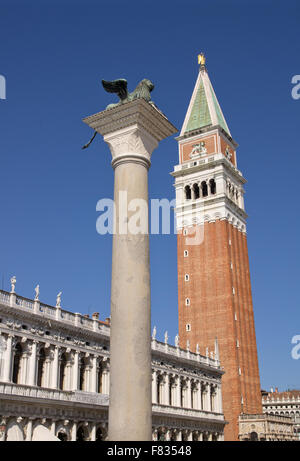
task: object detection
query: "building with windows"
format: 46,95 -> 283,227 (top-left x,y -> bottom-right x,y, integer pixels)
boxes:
0,287 -> 225,441
238,413 -> 296,441
262,389 -> 300,440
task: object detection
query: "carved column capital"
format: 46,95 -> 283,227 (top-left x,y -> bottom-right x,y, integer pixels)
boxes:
104,126 -> 158,170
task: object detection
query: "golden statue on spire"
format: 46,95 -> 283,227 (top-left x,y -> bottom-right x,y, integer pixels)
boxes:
198,53 -> 206,66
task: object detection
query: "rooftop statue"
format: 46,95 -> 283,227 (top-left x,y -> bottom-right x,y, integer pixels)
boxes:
198,52 -> 206,66
82,78 -> 155,149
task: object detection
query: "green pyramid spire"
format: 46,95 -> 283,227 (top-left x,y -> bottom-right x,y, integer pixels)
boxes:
181,63 -> 231,137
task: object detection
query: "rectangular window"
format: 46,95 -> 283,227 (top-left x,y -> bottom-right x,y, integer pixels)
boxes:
184,250 -> 188,257
186,324 -> 191,332
185,274 -> 189,282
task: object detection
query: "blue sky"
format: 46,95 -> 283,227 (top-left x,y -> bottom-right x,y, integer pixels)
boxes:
0,0 -> 299,391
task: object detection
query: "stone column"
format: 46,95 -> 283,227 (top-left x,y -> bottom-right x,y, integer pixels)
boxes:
3,335 -> 13,382
90,424 -> 96,441
28,341 -> 37,386
91,356 -> 98,393
186,379 -> 191,408
187,430 -> 193,441
217,384 -> 223,413
83,99 -> 176,441
164,373 -> 170,406
176,376 -> 181,407
102,365 -> 109,395
72,351 -> 79,390
26,419 -> 33,441
50,420 -> 56,436
152,370 -> 157,404
197,382 -> 202,410
71,422 -> 77,441
207,384 -> 211,412
176,430 -> 182,441
51,346 -> 59,389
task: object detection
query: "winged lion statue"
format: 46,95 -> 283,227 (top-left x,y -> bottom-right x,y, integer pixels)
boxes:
82,78 -> 155,149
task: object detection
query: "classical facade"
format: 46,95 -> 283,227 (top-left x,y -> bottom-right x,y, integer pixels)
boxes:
262,389 -> 300,440
0,287 -> 225,441
238,414 -> 296,441
172,56 -> 262,440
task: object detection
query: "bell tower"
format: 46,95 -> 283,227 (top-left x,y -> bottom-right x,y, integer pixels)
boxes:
172,55 -> 262,441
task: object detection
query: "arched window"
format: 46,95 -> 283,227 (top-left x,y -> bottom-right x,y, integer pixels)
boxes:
209,179 -> 216,195
57,431 -> 68,441
37,348 -> 46,387
12,343 -> 22,384
98,361 -> 103,393
250,432 -> 258,441
96,428 -> 103,441
193,183 -> 200,199
59,353 -> 67,390
157,429 -> 165,441
185,185 -> 191,200
76,426 -> 86,442
170,431 -> 177,441
201,181 -> 208,197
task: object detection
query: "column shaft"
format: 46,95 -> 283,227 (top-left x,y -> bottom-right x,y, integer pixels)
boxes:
108,159 -> 152,441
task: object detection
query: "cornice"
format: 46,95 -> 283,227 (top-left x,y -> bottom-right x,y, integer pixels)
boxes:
83,99 -> 177,142
171,154 -> 246,184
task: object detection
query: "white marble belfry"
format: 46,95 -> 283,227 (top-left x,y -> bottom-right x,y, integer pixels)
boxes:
83,99 -> 177,441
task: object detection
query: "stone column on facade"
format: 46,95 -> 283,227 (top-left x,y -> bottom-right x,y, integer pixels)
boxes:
90,424 -> 96,441
207,384 -> 212,412
176,430 -> 182,441
186,378 -> 191,408
50,420 -> 56,436
152,370 -> 157,404
3,335 -> 13,382
25,419 -> 33,441
196,382 -> 201,410
20,338 -> 29,385
187,430 -> 193,441
159,376 -> 165,405
71,422 -> 77,441
102,363 -> 109,395
216,384 -> 223,413
176,376 -> 181,407
164,373 -> 170,406
91,356 -> 98,393
83,99 -> 176,441
28,341 -> 38,386
198,431 -> 203,441
72,350 -> 79,390
51,346 -> 59,389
